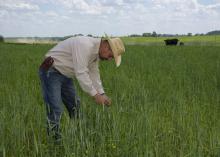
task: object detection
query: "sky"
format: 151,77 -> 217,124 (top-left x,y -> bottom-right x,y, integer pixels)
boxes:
0,0 -> 220,37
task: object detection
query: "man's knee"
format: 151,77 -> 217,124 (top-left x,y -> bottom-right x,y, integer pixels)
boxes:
69,98 -> 81,119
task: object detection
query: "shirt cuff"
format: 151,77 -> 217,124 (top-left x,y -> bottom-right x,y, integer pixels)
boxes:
97,88 -> 105,95
90,88 -> 98,97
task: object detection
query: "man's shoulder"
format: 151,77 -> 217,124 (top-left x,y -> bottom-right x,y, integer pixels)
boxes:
74,36 -> 101,48
61,36 -> 101,41
59,36 -> 100,46
76,36 -> 101,42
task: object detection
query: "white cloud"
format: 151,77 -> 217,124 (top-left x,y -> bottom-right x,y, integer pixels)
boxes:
0,0 -> 39,11
58,0 -> 116,15
0,10 -> 8,18
207,3 -> 220,9
45,11 -> 58,17
150,0 -> 220,25
152,0 -> 220,14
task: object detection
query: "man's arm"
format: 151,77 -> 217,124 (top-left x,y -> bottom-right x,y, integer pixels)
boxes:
88,59 -> 105,95
74,68 -> 98,96
71,38 -> 110,105
75,69 -> 111,105
88,60 -> 111,105
71,43 -> 98,96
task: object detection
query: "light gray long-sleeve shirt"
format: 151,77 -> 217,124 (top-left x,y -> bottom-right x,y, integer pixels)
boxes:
45,36 -> 104,96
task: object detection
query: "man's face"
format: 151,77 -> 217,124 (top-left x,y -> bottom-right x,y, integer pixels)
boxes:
99,40 -> 114,61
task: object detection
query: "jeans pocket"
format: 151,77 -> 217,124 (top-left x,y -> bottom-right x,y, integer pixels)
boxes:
47,67 -> 62,79
46,67 -> 54,77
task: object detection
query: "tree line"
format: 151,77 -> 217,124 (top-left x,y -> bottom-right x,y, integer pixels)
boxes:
128,30 -> 220,37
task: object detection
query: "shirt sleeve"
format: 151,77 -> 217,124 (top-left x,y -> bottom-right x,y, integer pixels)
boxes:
88,59 -> 105,94
71,40 -> 98,96
75,69 -> 98,96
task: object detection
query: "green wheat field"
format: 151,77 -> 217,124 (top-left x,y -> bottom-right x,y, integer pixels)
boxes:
0,38 -> 220,157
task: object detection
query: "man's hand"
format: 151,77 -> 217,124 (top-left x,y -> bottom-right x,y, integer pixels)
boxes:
94,94 -> 111,106
102,94 -> 111,105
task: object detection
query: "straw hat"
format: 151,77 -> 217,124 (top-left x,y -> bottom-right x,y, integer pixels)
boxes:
105,34 -> 125,67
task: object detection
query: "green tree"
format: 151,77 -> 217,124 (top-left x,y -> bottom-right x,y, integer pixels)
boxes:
187,33 -> 192,36
0,35 -> 4,42
151,31 -> 157,37
142,33 -> 151,37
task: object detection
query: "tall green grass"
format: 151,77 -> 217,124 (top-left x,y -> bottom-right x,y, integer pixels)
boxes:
0,43 -> 220,157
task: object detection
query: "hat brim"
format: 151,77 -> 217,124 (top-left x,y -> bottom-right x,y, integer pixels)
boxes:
105,34 -> 121,67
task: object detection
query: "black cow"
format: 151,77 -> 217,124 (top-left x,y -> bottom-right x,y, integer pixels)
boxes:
164,38 -> 179,46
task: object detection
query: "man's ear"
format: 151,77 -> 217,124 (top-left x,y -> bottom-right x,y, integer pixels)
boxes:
102,40 -> 109,46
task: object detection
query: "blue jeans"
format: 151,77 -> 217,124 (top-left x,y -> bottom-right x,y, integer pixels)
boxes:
39,67 -> 80,139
